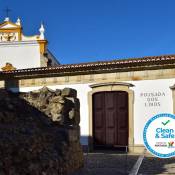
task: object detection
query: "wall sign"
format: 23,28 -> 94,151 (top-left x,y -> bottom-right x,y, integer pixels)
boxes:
143,113 -> 175,158
140,91 -> 165,107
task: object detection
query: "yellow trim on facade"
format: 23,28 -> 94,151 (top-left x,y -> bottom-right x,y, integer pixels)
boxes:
0,21 -> 46,43
0,28 -> 22,41
0,21 -> 27,41
22,34 -> 39,39
37,40 -> 48,54
0,21 -> 20,28
1,63 -> 16,71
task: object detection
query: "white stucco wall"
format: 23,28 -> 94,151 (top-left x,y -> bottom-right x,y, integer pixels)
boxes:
0,41 -> 41,70
129,79 -> 174,145
9,78 -> 175,146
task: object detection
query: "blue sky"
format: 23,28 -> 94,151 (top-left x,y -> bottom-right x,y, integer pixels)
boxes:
1,0 -> 175,64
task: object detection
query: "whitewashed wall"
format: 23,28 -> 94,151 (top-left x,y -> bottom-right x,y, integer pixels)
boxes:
0,41 -> 40,70
9,78 -> 175,146
129,79 -> 174,144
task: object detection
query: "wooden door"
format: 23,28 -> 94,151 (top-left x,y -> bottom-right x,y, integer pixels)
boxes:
93,91 -> 128,148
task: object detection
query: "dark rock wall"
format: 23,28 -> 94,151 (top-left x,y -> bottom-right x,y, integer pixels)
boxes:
0,87 -> 83,175
21,87 -> 80,126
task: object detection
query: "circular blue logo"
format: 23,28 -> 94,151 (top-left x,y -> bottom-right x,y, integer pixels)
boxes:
143,113 -> 175,158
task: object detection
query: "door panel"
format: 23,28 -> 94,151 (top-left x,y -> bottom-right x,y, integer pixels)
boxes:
106,129 -> 115,145
93,91 -> 128,148
93,93 -> 105,145
117,92 -> 128,146
94,111 -> 104,128
106,111 -> 115,128
105,92 -> 117,145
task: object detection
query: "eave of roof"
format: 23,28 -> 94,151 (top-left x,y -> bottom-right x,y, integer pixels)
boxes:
1,54 -> 175,79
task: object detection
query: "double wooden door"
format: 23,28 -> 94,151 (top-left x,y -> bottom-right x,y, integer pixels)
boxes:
93,91 -> 128,148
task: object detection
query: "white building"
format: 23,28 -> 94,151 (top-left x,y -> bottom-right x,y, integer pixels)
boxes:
0,17 -> 59,71
1,17 -> 175,153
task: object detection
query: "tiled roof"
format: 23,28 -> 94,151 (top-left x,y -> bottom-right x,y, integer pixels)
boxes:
1,54 -> 175,79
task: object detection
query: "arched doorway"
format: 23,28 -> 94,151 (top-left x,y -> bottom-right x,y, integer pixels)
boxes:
93,91 -> 128,148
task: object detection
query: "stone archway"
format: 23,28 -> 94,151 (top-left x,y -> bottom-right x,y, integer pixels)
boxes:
88,82 -> 134,151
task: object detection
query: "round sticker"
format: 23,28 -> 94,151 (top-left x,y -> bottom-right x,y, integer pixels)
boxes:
143,113 -> 175,158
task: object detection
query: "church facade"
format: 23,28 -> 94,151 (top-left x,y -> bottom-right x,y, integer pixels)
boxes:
0,17 -> 59,70
0,17 -> 175,153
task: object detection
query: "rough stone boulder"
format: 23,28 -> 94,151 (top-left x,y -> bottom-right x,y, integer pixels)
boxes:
0,88 -> 83,175
21,87 -> 80,126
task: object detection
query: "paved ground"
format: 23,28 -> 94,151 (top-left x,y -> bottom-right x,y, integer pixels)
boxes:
138,156 -> 175,175
71,152 -> 175,175
71,152 -> 139,175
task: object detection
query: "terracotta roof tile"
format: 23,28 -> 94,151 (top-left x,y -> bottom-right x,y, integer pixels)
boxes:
0,54 -> 175,78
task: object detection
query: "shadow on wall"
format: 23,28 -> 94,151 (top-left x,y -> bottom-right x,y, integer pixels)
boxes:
4,78 -> 19,92
80,136 -> 131,154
